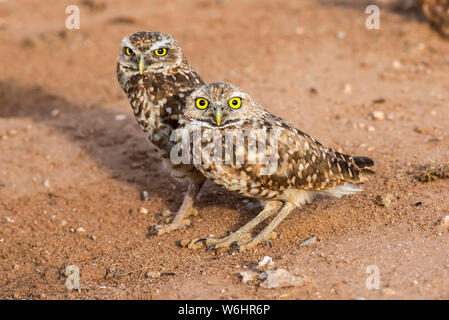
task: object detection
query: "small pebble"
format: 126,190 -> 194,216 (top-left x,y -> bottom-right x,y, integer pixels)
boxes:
257,256 -> 275,272
438,215 -> 449,227
44,180 -> 50,188
375,194 -> 395,207
371,110 -> 385,121
6,216 -> 15,223
259,269 -> 305,289
240,270 -> 259,283
300,236 -> 317,247
115,114 -> 127,121
145,271 -> 161,279
179,239 -> 190,248
382,288 -> 396,296
392,60 -> 402,69
140,190 -> 150,201
336,31 -> 346,40
139,207 -> 148,214
343,83 -> 352,94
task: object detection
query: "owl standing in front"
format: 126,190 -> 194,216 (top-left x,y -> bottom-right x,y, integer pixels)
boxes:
116,31 -> 206,235
176,82 -> 375,252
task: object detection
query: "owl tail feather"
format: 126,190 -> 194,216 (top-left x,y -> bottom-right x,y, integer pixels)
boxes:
353,156 -> 374,168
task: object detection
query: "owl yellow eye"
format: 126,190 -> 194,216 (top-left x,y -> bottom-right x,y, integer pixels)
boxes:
125,47 -> 134,56
228,97 -> 242,109
195,98 -> 209,110
154,48 -> 167,56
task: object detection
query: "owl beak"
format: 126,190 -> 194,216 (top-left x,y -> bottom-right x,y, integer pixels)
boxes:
215,107 -> 222,126
139,57 -> 146,75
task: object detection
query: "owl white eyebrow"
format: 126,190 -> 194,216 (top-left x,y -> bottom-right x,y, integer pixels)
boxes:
121,36 -> 133,49
147,39 -> 172,52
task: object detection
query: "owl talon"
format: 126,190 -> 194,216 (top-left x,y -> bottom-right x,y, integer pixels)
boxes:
195,238 -> 208,244
265,240 -> 273,248
230,241 -> 239,248
147,227 -> 159,236
230,246 -> 241,254
147,218 -> 191,236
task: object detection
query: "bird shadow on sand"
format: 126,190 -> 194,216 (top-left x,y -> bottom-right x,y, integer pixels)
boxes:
0,81 -> 240,216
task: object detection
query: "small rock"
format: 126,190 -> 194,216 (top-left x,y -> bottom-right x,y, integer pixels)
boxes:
259,269 -> 305,289
76,227 -> 86,233
343,83 -> 352,94
44,180 -> 50,188
240,270 -> 259,283
108,16 -> 136,25
179,239 -> 190,248
139,207 -> 148,214
145,271 -> 161,279
300,236 -> 317,247
375,194 -> 395,207
336,31 -> 346,40
372,98 -> 386,104
371,110 -> 385,121
140,190 -> 150,201
61,220 -> 67,226
115,114 -> 127,121
382,288 -> 396,296
392,60 -> 402,69
5,216 -> 15,223
50,215 -> 56,222
437,215 -> 449,227
257,256 -> 275,272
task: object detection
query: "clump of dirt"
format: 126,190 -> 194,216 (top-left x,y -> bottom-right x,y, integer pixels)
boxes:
415,162 -> 449,182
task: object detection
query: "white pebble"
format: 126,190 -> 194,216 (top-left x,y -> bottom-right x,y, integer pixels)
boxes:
115,114 -> 127,121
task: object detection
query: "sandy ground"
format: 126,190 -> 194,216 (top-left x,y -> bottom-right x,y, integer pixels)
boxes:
0,0 -> 448,300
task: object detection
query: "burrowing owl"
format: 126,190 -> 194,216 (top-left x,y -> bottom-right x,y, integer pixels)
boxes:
417,0 -> 449,37
117,31 -> 206,235
175,82 -> 374,252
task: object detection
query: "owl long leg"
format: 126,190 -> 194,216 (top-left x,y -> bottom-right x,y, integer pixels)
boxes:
188,201 -> 283,250
235,202 -> 296,252
148,178 -> 205,236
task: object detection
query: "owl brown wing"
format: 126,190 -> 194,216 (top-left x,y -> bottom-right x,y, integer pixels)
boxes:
142,69 -> 204,126
240,113 -> 374,192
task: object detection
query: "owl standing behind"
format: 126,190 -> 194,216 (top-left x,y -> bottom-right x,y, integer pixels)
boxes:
417,0 -> 449,37
117,31 -> 206,235
176,82 -> 374,252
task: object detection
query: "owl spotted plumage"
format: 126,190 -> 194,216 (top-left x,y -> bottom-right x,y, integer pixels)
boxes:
117,31 -> 206,235
417,0 -> 449,38
176,82 -> 374,251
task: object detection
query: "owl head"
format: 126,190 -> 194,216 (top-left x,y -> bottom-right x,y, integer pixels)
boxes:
117,31 -> 185,77
182,82 -> 263,128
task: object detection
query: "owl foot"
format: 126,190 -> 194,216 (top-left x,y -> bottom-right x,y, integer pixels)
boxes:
188,232 -> 253,251
231,231 -> 279,252
148,218 -> 192,236
155,208 -> 199,225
